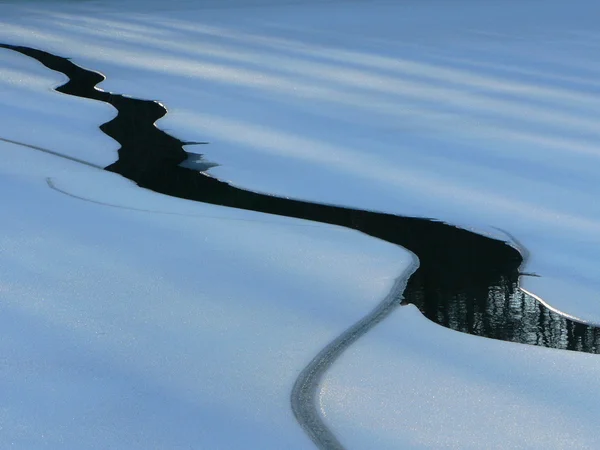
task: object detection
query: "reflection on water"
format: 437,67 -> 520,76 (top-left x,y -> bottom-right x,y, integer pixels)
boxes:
408,277 -> 600,353
3,42 -> 599,354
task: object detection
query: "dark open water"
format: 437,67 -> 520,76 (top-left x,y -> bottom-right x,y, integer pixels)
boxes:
2,43 -> 599,354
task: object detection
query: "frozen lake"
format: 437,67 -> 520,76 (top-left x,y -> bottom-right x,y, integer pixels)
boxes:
2,1 -> 600,448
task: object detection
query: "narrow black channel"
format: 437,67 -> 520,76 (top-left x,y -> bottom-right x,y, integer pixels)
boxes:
3,43 -> 598,354
5,42 -> 600,450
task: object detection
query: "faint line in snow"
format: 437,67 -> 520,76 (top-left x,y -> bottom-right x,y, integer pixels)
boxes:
5,43 -> 600,450
45,177 -> 331,228
0,136 -> 101,169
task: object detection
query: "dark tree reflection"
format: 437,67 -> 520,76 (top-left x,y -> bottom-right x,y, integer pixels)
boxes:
407,276 -> 600,353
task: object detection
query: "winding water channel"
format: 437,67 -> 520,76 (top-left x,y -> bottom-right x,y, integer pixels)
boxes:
2,43 -> 599,449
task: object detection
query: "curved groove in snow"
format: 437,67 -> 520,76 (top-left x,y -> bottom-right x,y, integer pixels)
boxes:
291,262 -> 418,449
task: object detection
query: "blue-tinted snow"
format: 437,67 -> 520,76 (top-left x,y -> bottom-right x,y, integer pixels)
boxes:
2,0 -> 600,448
2,0 -> 598,321
0,49 -> 117,167
0,139 -> 410,448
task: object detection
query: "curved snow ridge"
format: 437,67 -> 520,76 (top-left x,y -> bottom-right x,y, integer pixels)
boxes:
291,259 -> 418,450
520,287 -> 600,328
495,227 -> 600,328
46,176 -> 332,228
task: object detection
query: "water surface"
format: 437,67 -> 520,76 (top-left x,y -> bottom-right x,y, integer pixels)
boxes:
2,42 -> 598,354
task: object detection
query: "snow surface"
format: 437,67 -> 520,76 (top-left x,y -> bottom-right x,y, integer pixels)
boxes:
322,305 -> 600,449
1,139 -> 410,448
2,0 -> 600,448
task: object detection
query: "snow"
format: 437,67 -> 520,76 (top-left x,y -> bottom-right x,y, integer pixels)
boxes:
0,48 -> 116,167
1,139 -> 410,448
1,0 -> 600,448
322,305 -> 600,449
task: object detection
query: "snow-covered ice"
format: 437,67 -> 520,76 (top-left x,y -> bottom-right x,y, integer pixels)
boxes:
2,0 -> 600,448
322,305 -> 600,449
1,138 -> 411,448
